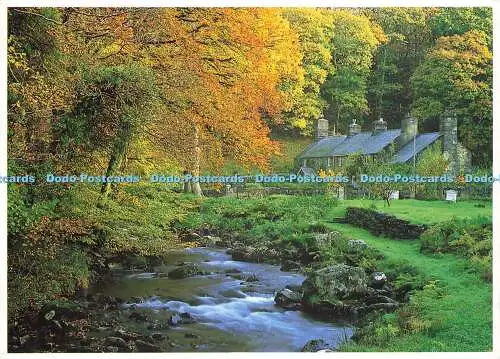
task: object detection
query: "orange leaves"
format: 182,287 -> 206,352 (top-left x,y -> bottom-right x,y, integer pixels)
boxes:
9,8 -> 303,175
136,8 -> 301,172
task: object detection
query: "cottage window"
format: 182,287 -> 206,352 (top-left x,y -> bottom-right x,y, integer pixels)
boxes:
302,159 -> 307,167
327,157 -> 332,168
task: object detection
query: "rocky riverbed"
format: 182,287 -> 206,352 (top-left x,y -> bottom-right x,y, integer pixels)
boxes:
9,247 -> 353,352
9,230 -> 404,353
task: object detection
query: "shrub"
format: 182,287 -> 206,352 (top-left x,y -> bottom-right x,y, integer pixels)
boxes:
420,217 -> 492,281
350,279 -> 445,346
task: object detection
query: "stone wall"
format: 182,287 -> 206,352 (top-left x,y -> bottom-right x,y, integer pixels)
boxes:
344,207 -> 427,240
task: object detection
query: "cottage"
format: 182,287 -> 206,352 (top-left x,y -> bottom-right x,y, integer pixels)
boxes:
297,114 -> 471,176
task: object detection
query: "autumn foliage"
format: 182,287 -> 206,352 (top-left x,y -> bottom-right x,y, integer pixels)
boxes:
6,7 -> 493,316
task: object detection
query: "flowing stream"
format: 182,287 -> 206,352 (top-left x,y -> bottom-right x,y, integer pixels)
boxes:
98,247 -> 354,352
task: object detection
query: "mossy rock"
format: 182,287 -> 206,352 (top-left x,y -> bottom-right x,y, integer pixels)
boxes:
302,263 -> 368,302
168,264 -> 203,279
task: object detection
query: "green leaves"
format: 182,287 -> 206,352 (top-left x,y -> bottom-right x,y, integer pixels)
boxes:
411,30 -> 492,166
321,10 -> 383,133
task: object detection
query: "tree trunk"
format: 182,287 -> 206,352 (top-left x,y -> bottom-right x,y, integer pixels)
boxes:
183,170 -> 192,193
101,121 -> 132,198
191,124 -> 203,197
385,192 -> 392,207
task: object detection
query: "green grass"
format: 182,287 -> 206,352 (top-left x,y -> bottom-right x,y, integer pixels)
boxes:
328,199 -> 492,224
335,224 -> 492,351
179,195 -> 492,351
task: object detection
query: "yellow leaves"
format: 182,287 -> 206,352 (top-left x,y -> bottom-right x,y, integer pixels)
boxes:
7,36 -> 30,72
292,118 -> 307,129
429,30 -> 492,96
140,8 -> 303,172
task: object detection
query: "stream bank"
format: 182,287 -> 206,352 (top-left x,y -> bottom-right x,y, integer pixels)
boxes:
9,246 -> 354,352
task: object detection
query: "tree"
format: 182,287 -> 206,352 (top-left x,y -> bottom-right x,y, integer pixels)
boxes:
281,9 -> 334,135
54,8 -> 303,189
411,30 -> 492,167
321,10 -> 385,134
365,8 -> 434,126
68,64 -> 161,198
414,141 -> 449,199
428,7 -> 492,47
135,8 -> 303,178
342,147 -> 402,206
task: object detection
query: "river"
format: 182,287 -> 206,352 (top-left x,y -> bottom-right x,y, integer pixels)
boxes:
97,247 -> 354,352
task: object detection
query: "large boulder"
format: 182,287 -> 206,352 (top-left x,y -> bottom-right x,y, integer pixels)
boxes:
347,239 -> 368,251
168,264 -> 203,279
274,288 -> 302,310
129,311 -> 148,322
198,235 -> 221,247
121,254 -> 149,270
40,300 -> 88,322
113,328 -> 142,340
168,312 -> 195,326
280,260 -> 301,272
105,336 -> 128,349
230,245 -> 280,263
301,264 -> 368,319
302,264 -> 368,301
135,339 -> 161,352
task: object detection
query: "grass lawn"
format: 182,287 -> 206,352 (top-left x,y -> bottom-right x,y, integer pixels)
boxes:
329,199 -> 492,224
335,224 -> 492,351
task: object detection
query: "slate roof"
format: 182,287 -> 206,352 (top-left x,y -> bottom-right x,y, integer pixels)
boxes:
297,129 -> 401,159
297,129 -> 442,165
392,132 -> 441,163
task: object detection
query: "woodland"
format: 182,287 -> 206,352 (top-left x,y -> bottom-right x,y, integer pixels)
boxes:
6,7 -> 493,353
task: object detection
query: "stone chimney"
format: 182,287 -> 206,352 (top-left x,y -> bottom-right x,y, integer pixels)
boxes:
348,119 -> 361,136
397,113 -> 418,147
372,117 -> 387,134
440,114 -> 458,175
315,117 -> 329,140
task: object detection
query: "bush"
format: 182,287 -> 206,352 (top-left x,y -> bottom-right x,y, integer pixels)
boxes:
8,183 -> 201,319
349,280 -> 445,347
420,217 -> 492,281
8,241 -> 89,317
178,195 -> 340,246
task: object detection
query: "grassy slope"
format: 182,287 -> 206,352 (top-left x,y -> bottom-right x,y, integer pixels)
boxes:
326,199 -> 492,351
183,196 -> 492,351
335,224 -> 492,351
333,200 -> 492,350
